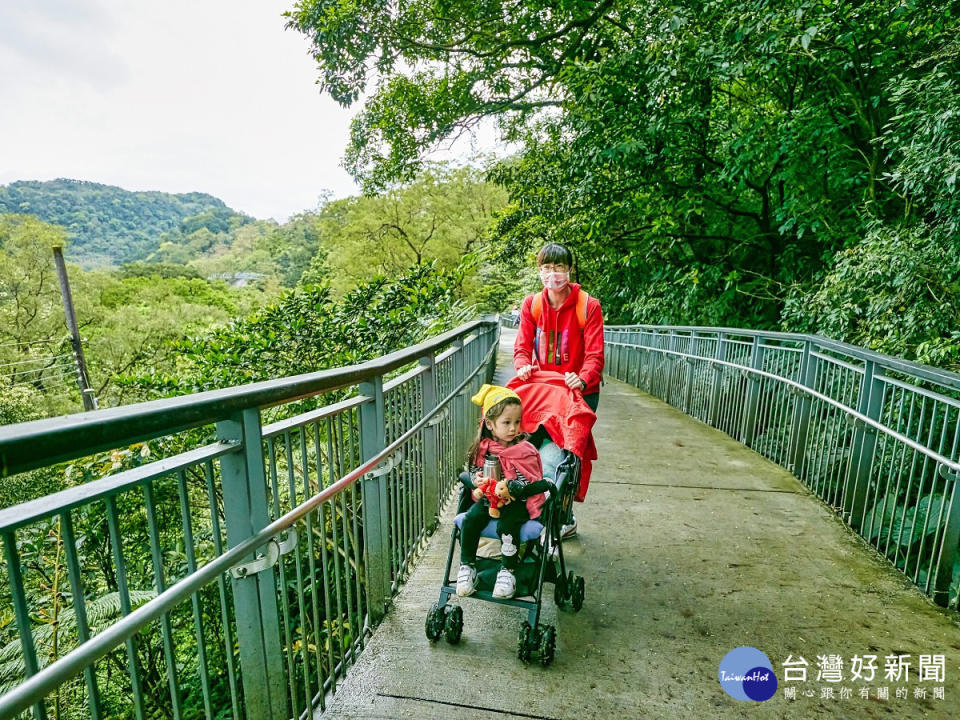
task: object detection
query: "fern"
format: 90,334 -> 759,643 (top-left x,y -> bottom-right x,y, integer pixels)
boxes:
0,589 -> 155,695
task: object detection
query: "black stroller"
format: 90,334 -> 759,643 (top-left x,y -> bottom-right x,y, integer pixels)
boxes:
424,442 -> 585,667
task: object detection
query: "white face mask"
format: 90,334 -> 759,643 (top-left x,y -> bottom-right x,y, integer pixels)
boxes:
540,269 -> 570,291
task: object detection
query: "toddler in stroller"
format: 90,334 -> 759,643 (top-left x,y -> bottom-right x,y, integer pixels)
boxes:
425,379 -> 592,666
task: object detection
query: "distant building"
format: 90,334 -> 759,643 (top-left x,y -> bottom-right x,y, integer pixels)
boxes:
208,272 -> 266,288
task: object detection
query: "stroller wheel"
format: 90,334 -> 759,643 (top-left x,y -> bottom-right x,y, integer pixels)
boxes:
553,578 -> 566,608
425,603 -> 444,641
539,625 -> 556,667
572,576 -> 585,612
517,621 -> 533,664
443,605 -> 464,644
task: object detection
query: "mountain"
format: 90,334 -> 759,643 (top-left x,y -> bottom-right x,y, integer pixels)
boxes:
0,179 -> 253,266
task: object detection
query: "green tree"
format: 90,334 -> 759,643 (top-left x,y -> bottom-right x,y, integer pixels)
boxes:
302,163 -> 506,295
288,0 -> 960,367
0,180 -> 250,267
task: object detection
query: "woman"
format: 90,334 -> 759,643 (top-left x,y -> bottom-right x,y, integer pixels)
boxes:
513,242 -> 604,537
513,242 -> 604,411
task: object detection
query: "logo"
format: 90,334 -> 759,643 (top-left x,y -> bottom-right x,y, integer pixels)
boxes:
719,647 -> 778,701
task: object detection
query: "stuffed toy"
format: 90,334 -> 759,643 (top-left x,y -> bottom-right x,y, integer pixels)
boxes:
472,476 -> 514,518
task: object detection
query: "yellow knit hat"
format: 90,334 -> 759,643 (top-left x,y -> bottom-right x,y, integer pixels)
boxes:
471,384 -> 521,417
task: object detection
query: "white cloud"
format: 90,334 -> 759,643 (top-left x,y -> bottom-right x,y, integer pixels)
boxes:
0,1 -> 512,221
0,1 -> 360,220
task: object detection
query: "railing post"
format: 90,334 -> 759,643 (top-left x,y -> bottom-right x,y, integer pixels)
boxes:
216,409 -> 287,720
665,332 -> 678,402
788,340 -> 818,475
742,336 -> 765,447
613,330 -> 624,380
683,332 -> 697,414
359,377 -> 390,624
420,355 -> 440,532
452,339 -> 466,450
844,361 -> 885,530
708,333 -> 726,428
2,532 -> 48,720
637,330 -> 649,389
489,322 -> 499,380
933,467 -> 960,607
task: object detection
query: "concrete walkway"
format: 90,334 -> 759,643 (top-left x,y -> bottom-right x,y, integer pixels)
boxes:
319,329 -> 960,719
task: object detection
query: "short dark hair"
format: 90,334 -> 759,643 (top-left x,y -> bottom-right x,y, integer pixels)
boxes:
536,243 -> 573,268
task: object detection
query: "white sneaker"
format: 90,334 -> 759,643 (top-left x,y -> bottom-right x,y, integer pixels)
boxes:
561,515 -> 578,539
456,564 -> 477,597
492,568 -> 516,599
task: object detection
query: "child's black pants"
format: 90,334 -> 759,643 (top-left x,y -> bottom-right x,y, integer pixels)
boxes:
459,500 -> 529,571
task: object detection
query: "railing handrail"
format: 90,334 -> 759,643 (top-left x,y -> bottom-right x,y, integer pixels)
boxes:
605,324 -> 960,609
606,324 -> 960,393
0,321 -> 499,719
0,319 -> 495,477
605,339 -> 960,477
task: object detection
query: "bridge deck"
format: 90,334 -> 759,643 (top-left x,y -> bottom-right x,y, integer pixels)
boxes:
318,329 -> 960,719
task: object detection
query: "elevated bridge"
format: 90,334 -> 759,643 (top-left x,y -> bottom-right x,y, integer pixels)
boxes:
1,321 -> 959,719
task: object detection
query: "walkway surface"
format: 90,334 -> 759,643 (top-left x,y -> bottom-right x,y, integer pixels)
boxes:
319,329 -> 960,719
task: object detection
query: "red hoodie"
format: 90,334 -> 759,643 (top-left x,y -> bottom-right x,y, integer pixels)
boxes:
513,283 -> 605,395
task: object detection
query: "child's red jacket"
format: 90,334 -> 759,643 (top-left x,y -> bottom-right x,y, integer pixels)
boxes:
513,283 -> 605,395
473,437 -> 546,519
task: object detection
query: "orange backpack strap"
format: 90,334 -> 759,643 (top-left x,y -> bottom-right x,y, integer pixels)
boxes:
530,291 -> 588,329
575,290 -> 589,329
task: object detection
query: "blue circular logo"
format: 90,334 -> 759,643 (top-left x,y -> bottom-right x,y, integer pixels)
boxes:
718,647 -> 778,701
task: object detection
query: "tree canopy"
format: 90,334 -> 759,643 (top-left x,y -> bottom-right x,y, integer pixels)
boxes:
289,0 -> 960,368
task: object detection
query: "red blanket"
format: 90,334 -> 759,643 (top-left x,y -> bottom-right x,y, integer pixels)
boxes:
506,371 -> 597,501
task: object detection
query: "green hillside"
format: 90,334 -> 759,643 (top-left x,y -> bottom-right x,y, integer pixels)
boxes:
0,178 -> 252,266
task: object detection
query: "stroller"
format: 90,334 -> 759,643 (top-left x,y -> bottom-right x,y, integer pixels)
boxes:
424,376 -> 594,667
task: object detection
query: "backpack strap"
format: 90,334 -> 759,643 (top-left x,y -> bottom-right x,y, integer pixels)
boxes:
530,291 -> 588,329
530,292 -> 542,324
575,290 -> 589,329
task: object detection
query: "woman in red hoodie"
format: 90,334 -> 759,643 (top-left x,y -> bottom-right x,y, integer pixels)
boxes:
514,243 -> 605,412
514,243 -> 604,537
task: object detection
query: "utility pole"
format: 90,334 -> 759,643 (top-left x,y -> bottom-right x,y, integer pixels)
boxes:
52,246 -> 98,411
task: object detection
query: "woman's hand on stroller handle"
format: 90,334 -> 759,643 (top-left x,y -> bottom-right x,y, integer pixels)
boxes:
516,363 -> 536,381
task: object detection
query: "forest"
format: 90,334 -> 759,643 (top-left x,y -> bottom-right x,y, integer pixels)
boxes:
1,0 -> 958,717
288,0 -> 959,368
0,180 -> 253,268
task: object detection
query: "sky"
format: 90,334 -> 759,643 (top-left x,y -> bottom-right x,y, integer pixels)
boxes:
0,0 -> 478,221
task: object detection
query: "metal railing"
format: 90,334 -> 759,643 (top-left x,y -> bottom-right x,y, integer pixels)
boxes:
605,325 -> 960,609
0,319 -> 499,720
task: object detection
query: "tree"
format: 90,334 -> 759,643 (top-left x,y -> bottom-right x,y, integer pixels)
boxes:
301,163 -> 506,295
286,0 -> 617,189
288,0 -> 960,358
0,179 -> 250,267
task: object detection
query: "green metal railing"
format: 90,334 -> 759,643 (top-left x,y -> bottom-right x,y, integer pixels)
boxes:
605,326 -> 960,609
0,319 -> 498,720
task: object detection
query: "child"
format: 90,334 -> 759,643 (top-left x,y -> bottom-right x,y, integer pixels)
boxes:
458,384 -> 546,599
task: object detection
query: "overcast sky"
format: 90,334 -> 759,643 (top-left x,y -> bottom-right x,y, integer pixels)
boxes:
0,1 -> 435,220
